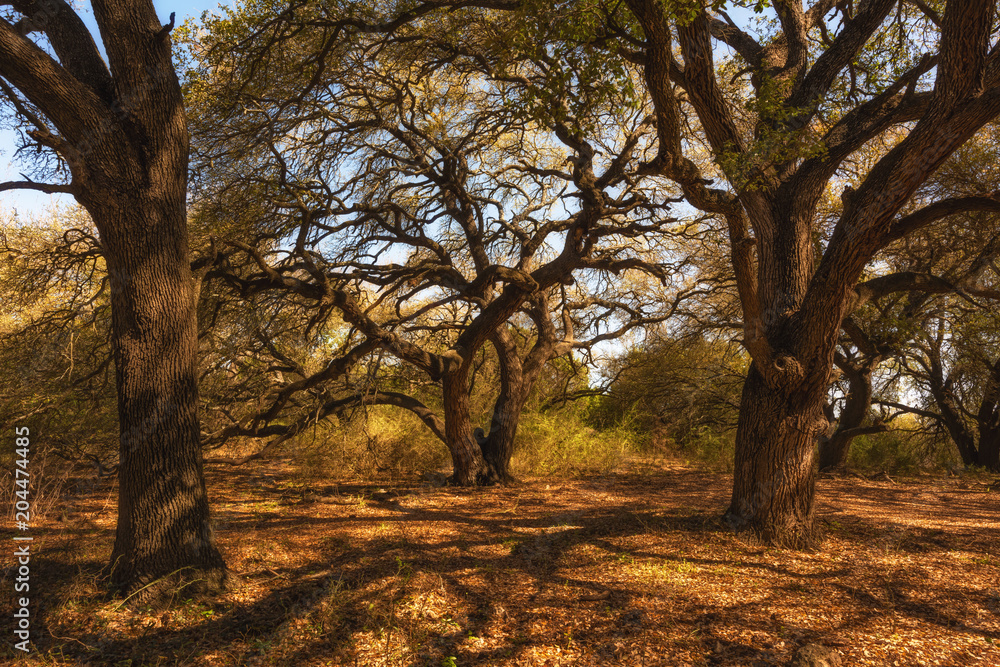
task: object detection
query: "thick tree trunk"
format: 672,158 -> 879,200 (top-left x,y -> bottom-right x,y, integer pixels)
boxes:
724,364 -> 826,548
478,319 -> 563,483
818,425 -> 852,472
93,194 -> 228,597
0,0 -> 233,597
479,412 -> 520,483
975,361 -> 1000,472
441,367 -> 491,485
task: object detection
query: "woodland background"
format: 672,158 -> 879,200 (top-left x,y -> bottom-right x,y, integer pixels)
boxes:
1,0 -> 1000,664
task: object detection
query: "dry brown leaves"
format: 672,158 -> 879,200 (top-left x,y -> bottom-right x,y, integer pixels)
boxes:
4,460 -> 999,666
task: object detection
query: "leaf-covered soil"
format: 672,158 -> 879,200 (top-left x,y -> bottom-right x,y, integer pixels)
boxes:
3,460 -> 999,665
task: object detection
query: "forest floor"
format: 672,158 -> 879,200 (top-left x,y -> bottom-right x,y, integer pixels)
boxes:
2,459 -> 999,666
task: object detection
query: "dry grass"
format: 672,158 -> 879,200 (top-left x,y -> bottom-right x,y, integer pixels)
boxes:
2,460 -> 998,666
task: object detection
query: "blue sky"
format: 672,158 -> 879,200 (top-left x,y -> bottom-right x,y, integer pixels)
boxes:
0,0 -> 227,219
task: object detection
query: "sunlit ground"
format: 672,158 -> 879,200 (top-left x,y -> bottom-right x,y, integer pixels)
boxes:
3,460 -> 998,666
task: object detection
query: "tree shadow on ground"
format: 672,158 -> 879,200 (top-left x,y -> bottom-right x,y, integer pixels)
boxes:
8,463 -> 999,665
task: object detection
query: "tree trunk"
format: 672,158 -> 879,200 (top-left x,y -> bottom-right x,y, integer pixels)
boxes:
0,0 -> 233,597
975,361 -> 1000,472
724,364 -> 826,548
818,429 -> 856,472
479,378 -> 525,484
441,365 -> 491,485
927,358 -> 980,467
479,402 -> 522,483
819,366 -> 873,470
477,330 -> 530,483
92,193 -> 228,597
978,428 -> 1000,472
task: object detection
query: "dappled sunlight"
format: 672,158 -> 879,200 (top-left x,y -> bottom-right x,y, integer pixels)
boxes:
6,460 -> 998,665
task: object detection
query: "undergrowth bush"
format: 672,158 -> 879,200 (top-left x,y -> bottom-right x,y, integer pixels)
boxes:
286,407 -> 451,480
0,442 -> 75,526
279,401 -> 640,481
512,403 -> 637,476
845,429 -> 958,473
591,333 -> 744,470
672,426 -> 736,472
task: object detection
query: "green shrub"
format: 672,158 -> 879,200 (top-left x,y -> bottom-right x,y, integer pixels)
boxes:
512,403 -> 637,476
289,406 -> 451,480
675,426 -> 736,471
592,333 -> 744,469
845,430 -> 947,473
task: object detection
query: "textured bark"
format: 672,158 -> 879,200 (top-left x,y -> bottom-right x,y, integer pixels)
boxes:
478,401 -> 521,483
927,354 -> 980,466
625,0 -> 1000,547
0,0 -> 229,595
818,422 -> 852,472
719,201 -> 832,547
94,195 -> 227,595
724,365 -> 825,548
980,430 -> 1000,472
443,310 -> 571,485
479,308 -> 572,483
478,413 -> 519,483
975,360 -> 1000,472
478,330 -> 527,483
928,351 -> 1000,472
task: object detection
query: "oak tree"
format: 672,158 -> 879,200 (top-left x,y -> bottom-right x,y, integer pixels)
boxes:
617,0 -> 1000,545
185,3 -> 682,484
819,121 -> 1000,470
0,0 -> 228,593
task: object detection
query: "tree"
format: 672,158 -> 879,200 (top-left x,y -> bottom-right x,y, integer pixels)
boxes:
819,121 -> 1000,470
865,225 -> 1000,471
0,0 -> 227,594
477,278 -> 688,480
817,318 -> 891,470
614,0 -> 1000,545
185,4 -> 682,484
903,309 -> 1000,471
